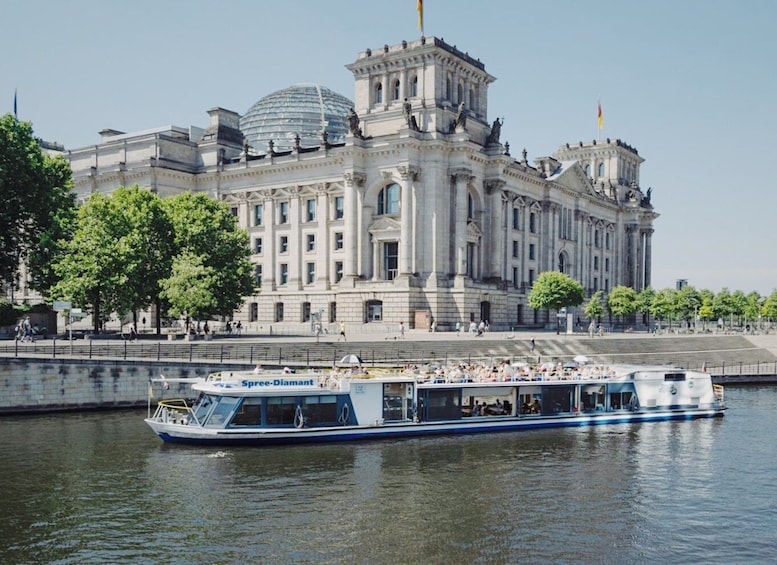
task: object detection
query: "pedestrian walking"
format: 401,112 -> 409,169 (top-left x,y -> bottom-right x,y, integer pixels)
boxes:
338,321 -> 346,341
399,321 -> 405,339
530,336 -> 535,352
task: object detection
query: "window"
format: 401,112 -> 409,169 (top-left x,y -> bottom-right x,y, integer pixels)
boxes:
280,263 -> 288,285
529,269 -> 535,285
280,236 -> 288,253
375,82 -> 383,104
467,243 -> 476,278
594,256 -> 599,270
605,232 -> 611,250
279,201 -> 289,224
254,238 -> 262,254
334,232 -> 344,250
598,162 -> 605,177
392,79 -> 400,101
306,262 -> 315,284
469,88 -> 476,111
467,194 -> 474,220
302,301 -> 311,322
249,302 -> 258,322
529,212 -> 537,233
384,242 -> 398,280
411,75 -> 418,97
306,234 -> 315,252
230,207 -> 238,217
446,78 -> 451,100
366,299 -> 383,322
255,264 -> 263,286
512,240 -> 519,258
594,277 -> 599,291
275,302 -> 284,322
329,301 -> 337,322
585,164 -> 591,177
306,199 -> 316,222
605,257 -> 610,272
457,83 -> 463,104
334,261 -> 343,282
512,267 -> 519,289
334,196 -> 344,219
254,204 -> 263,226
594,230 -> 601,248
512,208 -> 520,230
560,207 -> 573,240
377,183 -> 400,215
529,243 -> 536,261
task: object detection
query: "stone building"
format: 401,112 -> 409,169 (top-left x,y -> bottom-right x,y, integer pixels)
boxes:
67,36 -> 657,331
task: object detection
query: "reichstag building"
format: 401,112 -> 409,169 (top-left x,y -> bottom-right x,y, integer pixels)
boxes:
66,36 -> 657,332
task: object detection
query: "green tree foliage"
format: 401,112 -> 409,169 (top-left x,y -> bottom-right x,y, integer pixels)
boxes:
528,272 -> 585,313
159,251 -> 218,321
673,285 -> 701,322
584,290 -> 604,321
162,193 -> 256,319
743,291 -> 763,322
762,290 -> 777,320
650,288 -> 674,325
607,285 -> 638,320
0,115 -> 75,290
51,193 -> 130,332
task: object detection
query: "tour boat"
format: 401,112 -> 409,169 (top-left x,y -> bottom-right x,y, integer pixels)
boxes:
145,363 -> 725,446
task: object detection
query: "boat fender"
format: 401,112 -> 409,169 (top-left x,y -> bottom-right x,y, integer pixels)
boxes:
670,386 -> 677,395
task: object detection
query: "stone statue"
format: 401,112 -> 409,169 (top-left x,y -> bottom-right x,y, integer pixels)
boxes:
486,117 -> 503,145
346,107 -> 363,139
453,101 -> 467,131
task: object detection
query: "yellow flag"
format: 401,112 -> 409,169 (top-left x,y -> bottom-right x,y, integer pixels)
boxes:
597,99 -> 604,130
417,0 -> 424,33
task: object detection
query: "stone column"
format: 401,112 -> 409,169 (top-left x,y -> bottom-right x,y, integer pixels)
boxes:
289,186 -> 302,289
342,172 -> 365,282
643,228 -> 653,290
397,165 -> 418,276
452,168 -> 472,278
316,184 -> 330,285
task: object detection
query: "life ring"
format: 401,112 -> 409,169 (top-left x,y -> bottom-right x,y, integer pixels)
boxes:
294,405 -> 305,428
338,404 -> 350,425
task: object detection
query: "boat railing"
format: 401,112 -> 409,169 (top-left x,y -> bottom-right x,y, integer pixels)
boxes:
150,398 -> 200,426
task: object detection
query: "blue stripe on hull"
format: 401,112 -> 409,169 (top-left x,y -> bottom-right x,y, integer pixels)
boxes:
156,410 -> 723,447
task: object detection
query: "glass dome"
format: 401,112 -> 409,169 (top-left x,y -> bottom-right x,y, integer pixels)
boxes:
240,84 -> 353,153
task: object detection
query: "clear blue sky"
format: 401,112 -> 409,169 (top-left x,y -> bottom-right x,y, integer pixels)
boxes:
3,0 -> 776,295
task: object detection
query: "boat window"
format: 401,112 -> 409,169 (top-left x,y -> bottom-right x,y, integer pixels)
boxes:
541,385 -> 573,414
193,394 -> 215,423
664,373 -> 686,382
230,398 -> 263,427
204,396 -> 240,428
425,389 -> 461,420
266,396 -> 297,426
302,395 -> 338,425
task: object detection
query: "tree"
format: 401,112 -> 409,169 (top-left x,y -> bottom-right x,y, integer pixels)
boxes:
585,290 -> 604,322
110,187 -> 175,333
762,290 -> 777,321
650,288 -> 674,329
673,285 -> 701,326
0,114 -> 75,291
162,193 -> 256,320
50,193 -> 130,332
743,291 -> 763,326
607,285 -> 638,325
528,271 -> 585,331
159,251 -> 218,323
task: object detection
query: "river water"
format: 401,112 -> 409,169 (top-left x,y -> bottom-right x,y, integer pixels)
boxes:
0,385 -> 774,565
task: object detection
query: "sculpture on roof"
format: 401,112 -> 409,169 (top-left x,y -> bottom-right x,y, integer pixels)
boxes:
346,107 -> 364,139
486,117 -> 503,145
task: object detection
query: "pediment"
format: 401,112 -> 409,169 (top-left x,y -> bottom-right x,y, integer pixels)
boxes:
467,221 -> 482,239
549,160 -> 594,195
368,216 -> 401,234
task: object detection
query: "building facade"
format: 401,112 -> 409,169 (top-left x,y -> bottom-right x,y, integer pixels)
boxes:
67,37 -> 657,331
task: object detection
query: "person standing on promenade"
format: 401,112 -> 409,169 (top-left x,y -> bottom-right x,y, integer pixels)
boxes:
338,321 -> 347,342
399,321 -> 406,339
530,336 -> 535,352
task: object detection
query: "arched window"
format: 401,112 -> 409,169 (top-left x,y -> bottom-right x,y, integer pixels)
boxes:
558,252 -> 567,273
377,183 -> 400,215
469,88 -> 476,111
446,78 -> 451,100
457,83 -> 463,104
375,82 -> 383,104
597,162 -> 605,177
411,75 -> 418,97
392,79 -> 400,101
585,164 -> 591,177
467,194 -> 474,220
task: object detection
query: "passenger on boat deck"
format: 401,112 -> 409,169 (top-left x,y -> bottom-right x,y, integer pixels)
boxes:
252,364 -> 262,374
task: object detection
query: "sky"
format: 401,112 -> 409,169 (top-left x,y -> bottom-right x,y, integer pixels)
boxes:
3,0 -> 776,295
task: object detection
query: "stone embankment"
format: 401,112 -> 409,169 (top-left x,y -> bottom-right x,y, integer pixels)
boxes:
1,333 -> 775,414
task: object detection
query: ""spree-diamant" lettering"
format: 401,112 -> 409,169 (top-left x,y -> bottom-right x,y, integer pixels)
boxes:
241,378 -> 316,388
